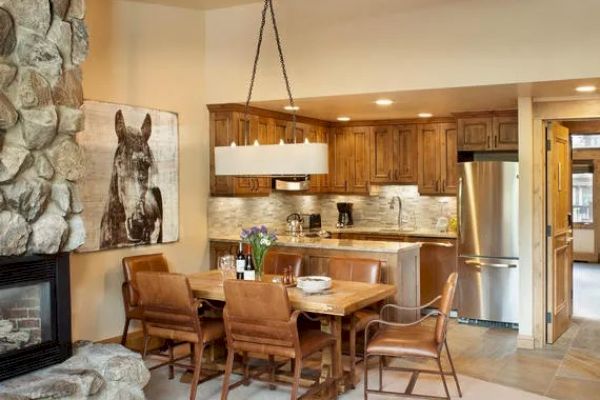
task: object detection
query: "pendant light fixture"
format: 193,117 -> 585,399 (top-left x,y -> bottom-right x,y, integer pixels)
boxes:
214,0 -> 328,177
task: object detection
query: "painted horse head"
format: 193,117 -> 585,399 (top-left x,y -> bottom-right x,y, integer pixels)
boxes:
100,110 -> 163,248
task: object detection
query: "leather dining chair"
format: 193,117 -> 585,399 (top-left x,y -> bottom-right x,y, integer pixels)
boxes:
263,251 -> 303,276
121,254 -> 170,346
136,271 -> 225,400
363,272 -> 461,400
221,280 -> 335,400
328,257 -> 382,388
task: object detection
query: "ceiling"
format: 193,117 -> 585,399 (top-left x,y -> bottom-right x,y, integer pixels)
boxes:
250,78 -> 600,122
129,0 -> 261,10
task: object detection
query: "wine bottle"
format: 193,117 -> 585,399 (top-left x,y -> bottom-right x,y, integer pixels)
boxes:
236,242 -> 246,280
244,253 -> 255,281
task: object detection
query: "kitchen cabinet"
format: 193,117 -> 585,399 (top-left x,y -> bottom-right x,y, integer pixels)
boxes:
418,123 -> 457,195
209,240 -> 239,270
369,124 -> 418,184
329,126 -> 371,194
457,112 -> 518,151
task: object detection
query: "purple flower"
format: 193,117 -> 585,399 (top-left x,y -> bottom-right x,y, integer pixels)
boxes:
260,225 -> 267,234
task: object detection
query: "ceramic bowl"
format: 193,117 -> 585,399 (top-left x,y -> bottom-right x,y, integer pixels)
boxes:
297,276 -> 332,294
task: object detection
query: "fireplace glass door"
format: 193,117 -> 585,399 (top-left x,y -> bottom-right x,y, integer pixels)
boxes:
0,282 -> 53,355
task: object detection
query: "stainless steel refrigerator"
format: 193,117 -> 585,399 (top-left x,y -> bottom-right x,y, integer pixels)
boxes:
458,161 -> 519,324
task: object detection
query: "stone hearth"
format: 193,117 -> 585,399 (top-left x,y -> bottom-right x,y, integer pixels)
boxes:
0,342 -> 150,399
0,0 -> 88,256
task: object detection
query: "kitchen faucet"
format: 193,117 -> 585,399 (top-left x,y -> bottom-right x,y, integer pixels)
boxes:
389,196 -> 403,227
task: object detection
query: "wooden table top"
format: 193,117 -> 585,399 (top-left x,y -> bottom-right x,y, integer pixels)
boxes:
187,271 -> 397,317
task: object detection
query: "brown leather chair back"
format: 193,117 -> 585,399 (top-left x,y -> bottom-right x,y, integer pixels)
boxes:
263,251 -> 303,276
328,257 -> 381,284
223,280 -> 297,349
435,272 -> 458,344
123,254 -> 169,307
136,271 -> 200,336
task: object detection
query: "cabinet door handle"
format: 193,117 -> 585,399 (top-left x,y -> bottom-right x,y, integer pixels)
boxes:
436,179 -> 440,192
495,135 -> 499,148
442,179 -> 446,192
487,135 -> 491,149
388,170 -> 392,179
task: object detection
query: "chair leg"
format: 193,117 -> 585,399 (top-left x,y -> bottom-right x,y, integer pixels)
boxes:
189,343 -> 204,400
378,356 -> 383,391
221,349 -> 235,400
437,358 -> 451,400
349,327 -> 357,389
120,318 -> 130,346
268,355 -> 276,390
142,334 -> 150,358
242,352 -> 250,386
290,357 -> 302,400
168,341 -> 175,380
445,340 -> 462,398
363,354 -> 369,400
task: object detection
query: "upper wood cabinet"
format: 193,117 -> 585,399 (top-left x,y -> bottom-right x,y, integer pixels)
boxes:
369,124 -> 418,184
418,123 -> 457,195
457,111 -> 518,151
305,124 -> 329,193
329,126 -> 371,194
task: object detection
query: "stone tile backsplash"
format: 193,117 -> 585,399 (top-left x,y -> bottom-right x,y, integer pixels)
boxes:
208,185 -> 456,236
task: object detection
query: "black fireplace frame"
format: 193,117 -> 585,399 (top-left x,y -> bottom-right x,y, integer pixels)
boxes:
0,253 -> 71,381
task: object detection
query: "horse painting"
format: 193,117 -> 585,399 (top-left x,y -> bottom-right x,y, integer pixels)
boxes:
99,110 -> 163,249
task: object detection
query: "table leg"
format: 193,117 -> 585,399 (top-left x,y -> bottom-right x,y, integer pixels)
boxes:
320,315 -> 344,395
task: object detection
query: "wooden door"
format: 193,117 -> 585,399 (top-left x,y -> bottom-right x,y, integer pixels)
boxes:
286,121 -> 306,144
396,124 -> 418,184
493,116 -> 519,150
233,114 -> 262,195
546,122 -> 573,343
347,126 -> 371,194
329,127 -> 349,192
440,123 -> 458,194
254,117 -> 273,193
306,124 -> 328,193
370,126 -> 395,183
418,124 -> 441,195
457,117 -> 493,151
210,112 -> 234,195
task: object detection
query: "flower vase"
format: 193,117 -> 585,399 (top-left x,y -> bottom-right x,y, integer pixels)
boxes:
252,248 -> 266,281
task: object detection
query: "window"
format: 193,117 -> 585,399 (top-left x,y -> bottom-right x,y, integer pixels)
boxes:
572,134 -> 600,149
572,169 -> 593,224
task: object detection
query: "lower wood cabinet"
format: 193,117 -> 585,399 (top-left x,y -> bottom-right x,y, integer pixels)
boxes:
335,233 -> 458,309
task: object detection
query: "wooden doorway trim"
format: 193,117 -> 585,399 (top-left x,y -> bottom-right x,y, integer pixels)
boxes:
531,99 -> 600,347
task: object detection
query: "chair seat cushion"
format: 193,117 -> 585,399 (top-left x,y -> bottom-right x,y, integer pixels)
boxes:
366,324 -> 439,359
342,309 -> 379,332
146,317 -> 224,344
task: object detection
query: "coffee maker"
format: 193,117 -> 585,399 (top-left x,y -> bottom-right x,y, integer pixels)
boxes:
336,202 -> 353,227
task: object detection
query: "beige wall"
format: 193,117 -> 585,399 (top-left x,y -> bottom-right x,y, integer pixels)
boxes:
205,0 -> 600,104
73,0 -> 208,341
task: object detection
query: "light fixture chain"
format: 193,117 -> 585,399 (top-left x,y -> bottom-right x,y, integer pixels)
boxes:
243,0 -> 298,144
243,0 -> 269,145
267,0 -> 297,142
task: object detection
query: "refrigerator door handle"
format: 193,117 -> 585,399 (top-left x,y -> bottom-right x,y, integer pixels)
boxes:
458,177 -> 463,239
465,260 -> 518,269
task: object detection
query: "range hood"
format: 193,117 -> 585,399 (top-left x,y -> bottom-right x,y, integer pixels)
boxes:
273,176 -> 310,191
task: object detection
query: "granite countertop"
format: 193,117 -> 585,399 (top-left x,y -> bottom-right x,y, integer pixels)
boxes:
210,234 -> 421,254
328,226 -> 457,239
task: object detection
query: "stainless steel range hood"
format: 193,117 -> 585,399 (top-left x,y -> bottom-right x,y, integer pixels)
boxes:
273,176 -> 310,191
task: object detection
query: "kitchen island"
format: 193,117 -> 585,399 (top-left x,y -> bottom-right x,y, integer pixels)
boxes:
209,235 -> 421,321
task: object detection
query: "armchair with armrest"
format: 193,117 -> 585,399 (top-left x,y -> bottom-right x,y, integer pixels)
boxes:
363,273 -> 461,400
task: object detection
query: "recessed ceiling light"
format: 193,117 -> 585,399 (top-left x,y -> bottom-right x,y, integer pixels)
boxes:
337,116 -> 351,122
418,112 -> 433,118
375,99 -> 394,106
576,85 -> 597,93
284,105 -> 300,111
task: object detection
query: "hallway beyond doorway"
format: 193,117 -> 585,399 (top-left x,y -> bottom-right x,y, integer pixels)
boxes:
573,262 -> 600,319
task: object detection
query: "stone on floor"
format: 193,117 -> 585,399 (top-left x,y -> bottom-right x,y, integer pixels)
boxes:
0,341 -> 150,399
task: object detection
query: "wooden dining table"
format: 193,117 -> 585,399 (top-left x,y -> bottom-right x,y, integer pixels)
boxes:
187,270 -> 396,397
